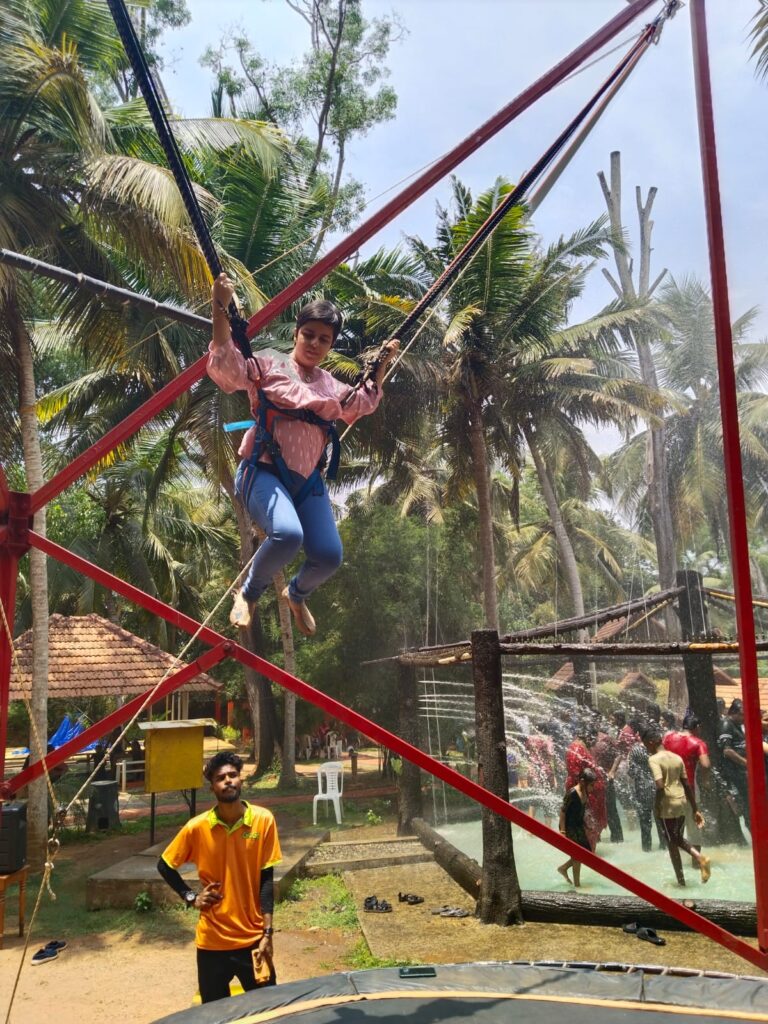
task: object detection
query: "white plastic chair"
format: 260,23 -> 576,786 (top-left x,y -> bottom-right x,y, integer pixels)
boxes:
313,761 -> 344,825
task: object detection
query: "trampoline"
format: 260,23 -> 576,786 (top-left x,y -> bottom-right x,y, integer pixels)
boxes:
152,962 -> 768,1024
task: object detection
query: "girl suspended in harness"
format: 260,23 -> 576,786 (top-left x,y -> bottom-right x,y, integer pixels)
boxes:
208,273 -> 399,636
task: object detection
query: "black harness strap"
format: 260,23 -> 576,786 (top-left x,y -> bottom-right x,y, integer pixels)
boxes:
106,0 -> 252,359
343,5 -> 676,405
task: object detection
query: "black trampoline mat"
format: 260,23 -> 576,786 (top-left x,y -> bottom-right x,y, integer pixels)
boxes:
152,963 -> 768,1024
226,991 -> 768,1024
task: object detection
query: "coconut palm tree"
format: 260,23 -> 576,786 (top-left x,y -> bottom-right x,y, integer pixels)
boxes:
608,276 -> 768,565
360,180 -> 661,632
0,0 -> 284,853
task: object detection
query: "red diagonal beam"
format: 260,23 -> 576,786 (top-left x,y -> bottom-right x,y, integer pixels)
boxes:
1,642 -> 230,798
29,0 -> 657,516
690,0 -> 768,953
26,530 -> 768,972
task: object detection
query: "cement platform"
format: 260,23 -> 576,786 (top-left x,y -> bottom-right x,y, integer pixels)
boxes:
86,827 -> 330,910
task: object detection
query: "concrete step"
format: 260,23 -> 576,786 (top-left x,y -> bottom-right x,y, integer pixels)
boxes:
86,829 -> 329,910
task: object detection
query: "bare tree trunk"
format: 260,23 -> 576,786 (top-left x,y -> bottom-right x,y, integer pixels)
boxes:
223,470 -> 277,773
14,318 -> 49,868
276,579 -> 297,787
525,426 -> 592,701
467,394 -> 499,631
598,151 -> 678,636
524,428 -> 586,624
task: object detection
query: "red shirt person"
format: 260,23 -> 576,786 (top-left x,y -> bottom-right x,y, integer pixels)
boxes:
662,712 -> 711,791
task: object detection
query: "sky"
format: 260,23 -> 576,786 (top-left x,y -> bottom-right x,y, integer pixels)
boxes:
158,1 -> 768,452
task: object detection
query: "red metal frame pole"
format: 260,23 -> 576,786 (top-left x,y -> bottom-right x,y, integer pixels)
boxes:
690,0 -> 768,953
0,479 -> 31,790
25,531 -> 768,971
1,642 -> 231,799
30,0 -> 658,516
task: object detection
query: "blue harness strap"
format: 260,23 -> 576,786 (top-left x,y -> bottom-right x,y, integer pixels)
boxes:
236,390 -> 340,510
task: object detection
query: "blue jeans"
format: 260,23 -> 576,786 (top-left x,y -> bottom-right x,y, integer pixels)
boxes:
234,460 -> 343,603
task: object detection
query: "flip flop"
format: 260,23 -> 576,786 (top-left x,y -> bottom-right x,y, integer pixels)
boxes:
636,927 -> 666,946
622,922 -> 639,934
431,905 -> 453,915
439,907 -> 470,918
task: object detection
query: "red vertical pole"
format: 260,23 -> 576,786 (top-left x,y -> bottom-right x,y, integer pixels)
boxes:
0,480 -> 30,790
690,0 -> 768,952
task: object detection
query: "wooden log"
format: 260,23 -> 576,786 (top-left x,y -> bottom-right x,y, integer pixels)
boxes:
520,889 -> 757,937
411,818 -> 757,936
411,818 -> 482,899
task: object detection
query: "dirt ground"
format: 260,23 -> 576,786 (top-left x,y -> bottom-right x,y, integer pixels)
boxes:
0,825 -> 358,1024
0,821 -> 764,1024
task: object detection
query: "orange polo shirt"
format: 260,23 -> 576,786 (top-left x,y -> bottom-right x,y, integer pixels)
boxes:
161,801 -> 281,950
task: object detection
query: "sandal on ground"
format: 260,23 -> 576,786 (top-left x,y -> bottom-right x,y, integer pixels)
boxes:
230,591 -> 254,628
398,892 -> 424,905
636,927 -> 666,946
440,907 -> 470,918
282,587 -> 316,636
431,905 -> 453,915
363,895 -> 379,911
622,922 -> 639,934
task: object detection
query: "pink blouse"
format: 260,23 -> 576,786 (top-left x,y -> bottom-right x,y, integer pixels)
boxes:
207,339 -> 381,479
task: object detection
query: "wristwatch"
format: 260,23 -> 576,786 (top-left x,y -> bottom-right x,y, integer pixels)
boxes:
183,890 -> 197,907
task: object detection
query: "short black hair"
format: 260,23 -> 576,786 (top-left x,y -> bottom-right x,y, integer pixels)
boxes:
640,725 -> 662,745
613,710 -> 626,728
682,711 -> 700,731
296,300 -> 343,341
579,768 -> 597,785
204,751 -> 243,781
729,698 -> 744,715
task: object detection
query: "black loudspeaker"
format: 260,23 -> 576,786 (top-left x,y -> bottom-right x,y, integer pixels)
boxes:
0,803 -> 27,873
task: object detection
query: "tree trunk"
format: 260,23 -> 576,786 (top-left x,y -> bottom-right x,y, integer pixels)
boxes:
524,427 -> 586,625
598,151 -> 678,636
276,579 -> 297,788
472,629 -> 523,925
467,393 -> 499,631
14,317 -> 49,868
224,470 -> 277,774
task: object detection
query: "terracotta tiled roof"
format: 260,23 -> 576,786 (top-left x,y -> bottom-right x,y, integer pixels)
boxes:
11,614 -> 222,700
618,670 -> 657,698
715,673 -> 768,711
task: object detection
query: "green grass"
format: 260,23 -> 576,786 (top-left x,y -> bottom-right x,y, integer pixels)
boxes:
279,874 -> 359,931
55,812 -> 189,844
5,859 -> 197,944
341,939 -> 415,970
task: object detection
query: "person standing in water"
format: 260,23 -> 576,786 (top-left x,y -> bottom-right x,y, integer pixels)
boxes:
557,768 -> 597,888
643,726 -> 711,886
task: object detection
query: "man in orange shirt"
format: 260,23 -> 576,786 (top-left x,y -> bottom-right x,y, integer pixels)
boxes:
157,752 -> 282,1003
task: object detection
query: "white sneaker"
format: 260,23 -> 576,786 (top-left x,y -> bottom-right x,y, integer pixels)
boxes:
281,587 -> 316,636
230,591 -> 254,628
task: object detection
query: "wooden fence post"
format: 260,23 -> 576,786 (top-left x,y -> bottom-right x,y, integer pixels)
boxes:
472,629 -> 524,925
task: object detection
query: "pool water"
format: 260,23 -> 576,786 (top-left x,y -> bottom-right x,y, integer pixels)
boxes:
438,819 -> 757,902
